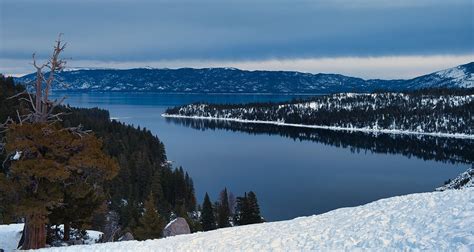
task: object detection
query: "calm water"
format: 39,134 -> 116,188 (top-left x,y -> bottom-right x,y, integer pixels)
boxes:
54,92 -> 470,221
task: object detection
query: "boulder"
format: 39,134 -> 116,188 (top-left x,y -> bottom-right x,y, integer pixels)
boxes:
119,232 -> 134,241
163,217 -> 191,237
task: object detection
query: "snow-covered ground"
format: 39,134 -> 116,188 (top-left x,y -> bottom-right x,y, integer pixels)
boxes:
0,224 -> 23,252
0,225 -> 102,252
0,188 -> 467,251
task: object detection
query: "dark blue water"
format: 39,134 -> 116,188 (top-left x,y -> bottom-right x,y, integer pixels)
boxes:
54,92 -> 470,221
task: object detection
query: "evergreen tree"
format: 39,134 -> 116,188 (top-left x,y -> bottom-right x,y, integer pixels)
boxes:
246,191 -> 263,224
234,191 -> 263,225
235,193 -> 249,225
201,193 -> 216,231
217,188 -> 230,228
1,123 -> 118,248
150,172 -> 165,208
134,192 -> 165,240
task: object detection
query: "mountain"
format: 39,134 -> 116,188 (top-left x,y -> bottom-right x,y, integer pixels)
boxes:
14,62 -> 474,93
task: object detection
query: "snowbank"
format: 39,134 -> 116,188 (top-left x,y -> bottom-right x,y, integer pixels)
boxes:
0,225 -> 102,252
28,188 -> 474,251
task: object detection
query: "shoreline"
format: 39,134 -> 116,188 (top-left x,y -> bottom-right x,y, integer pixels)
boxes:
162,114 -> 474,140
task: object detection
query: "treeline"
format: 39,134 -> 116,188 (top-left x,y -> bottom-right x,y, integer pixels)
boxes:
165,88 -> 474,135
200,188 -> 264,232
0,75 -> 196,241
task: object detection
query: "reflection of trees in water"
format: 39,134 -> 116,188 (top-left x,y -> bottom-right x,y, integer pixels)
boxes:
166,117 -> 473,164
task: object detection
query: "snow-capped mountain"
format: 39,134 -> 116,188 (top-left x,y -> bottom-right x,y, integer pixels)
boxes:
14,62 -> 474,93
404,62 -> 474,89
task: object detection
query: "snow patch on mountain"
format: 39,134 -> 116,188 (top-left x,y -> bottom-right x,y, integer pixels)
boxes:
435,65 -> 474,88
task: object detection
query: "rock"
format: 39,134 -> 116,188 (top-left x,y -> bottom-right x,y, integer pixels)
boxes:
119,232 -> 134,241
163,217 -> 191,237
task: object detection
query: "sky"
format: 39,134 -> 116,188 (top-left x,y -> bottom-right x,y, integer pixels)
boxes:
0,0 -> 473,78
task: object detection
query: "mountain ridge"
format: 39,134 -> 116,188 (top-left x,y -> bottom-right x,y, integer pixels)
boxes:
14,62 -> 474,93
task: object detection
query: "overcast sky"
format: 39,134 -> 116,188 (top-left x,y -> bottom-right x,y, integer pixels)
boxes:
0,0 -> 473,78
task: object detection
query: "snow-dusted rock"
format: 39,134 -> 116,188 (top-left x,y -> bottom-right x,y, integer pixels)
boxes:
162,217 -> 190,237
437,167 -> 474,191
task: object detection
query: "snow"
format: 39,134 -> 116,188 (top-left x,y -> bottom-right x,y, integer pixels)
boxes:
164,218 -> 178,230
0,224 -> 23,252
162,114 -> 474,139
0,188 -> 467,251
435,66 -> 474,88
12,151 -> 22,160
0,225 -> 102,251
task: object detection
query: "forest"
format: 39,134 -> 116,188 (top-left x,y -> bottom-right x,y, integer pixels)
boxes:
165,88 -> 474,135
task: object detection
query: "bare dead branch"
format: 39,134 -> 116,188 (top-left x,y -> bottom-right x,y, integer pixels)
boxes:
7,90 -> 27,100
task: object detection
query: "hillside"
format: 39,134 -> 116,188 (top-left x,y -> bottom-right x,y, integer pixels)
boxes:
0,76 -> 197,241
2,188 -> 464,251
164,89 -> 474,138
14,62 -> 474,93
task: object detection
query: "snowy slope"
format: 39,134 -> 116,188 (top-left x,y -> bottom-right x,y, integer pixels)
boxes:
29,188 -> 474,251
407,62 -> 474,89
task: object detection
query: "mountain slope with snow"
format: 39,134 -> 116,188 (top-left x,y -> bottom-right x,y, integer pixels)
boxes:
29,188 -> 474,251
13,62 -> 474,93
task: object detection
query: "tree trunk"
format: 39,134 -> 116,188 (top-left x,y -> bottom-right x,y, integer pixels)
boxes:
63,222 -> 70,241
20,213 -> 47,249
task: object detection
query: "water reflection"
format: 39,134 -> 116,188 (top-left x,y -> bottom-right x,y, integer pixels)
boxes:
166,117 -> 474,164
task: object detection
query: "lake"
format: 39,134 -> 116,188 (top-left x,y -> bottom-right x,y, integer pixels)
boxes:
54,92 -> 471,221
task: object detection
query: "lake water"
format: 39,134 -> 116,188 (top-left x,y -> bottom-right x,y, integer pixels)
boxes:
54,92 -> 471,221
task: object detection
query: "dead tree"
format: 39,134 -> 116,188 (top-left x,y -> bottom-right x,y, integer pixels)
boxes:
30,33 -> 68,123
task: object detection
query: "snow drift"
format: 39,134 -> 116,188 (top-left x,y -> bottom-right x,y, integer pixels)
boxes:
19,188 -> 472,251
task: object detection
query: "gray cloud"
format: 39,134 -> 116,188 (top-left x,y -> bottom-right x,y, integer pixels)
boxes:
1,0 -> 472,62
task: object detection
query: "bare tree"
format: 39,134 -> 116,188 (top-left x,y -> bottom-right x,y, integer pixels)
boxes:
21,33 -> 68,124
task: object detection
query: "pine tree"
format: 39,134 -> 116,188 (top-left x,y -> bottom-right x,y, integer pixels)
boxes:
1,123 -> 118,248
234,191 -> 263,226
150,172 -> 165,206
200,193 -> 216,231
235,193 -> 249,225
246,191 -> 263,224
134,192 -> 165,240
217,188 -> 230,228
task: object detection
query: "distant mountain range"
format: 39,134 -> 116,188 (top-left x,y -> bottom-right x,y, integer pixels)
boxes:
14,62 -> 473,93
